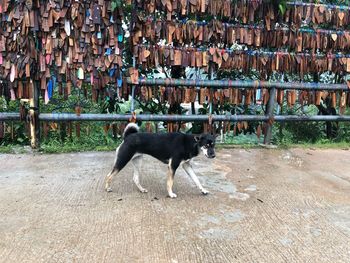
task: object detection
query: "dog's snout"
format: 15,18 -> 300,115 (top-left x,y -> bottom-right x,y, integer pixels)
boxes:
206,148 -> 216,158
206,150 -> 215,158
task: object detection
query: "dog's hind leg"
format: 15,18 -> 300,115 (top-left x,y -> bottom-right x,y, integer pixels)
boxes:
182,161 -> 209,195
105,146 -> 121,192
105,167 -> 119,192
105,143 -> 135,192
167,158 -> 180,198
131,154 -> 148,193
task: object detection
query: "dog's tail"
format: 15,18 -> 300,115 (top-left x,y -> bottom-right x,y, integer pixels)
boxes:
123,123 -> 139,138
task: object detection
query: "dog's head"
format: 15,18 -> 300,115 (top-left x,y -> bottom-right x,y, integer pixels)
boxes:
195,134 -> 216,159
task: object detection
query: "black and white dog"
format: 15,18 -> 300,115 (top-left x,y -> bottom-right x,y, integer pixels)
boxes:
105,123 -> 216,198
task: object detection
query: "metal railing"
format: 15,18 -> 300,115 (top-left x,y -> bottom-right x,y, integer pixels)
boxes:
1,78 -> 349,147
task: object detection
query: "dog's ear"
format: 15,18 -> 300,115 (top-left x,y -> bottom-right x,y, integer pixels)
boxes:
210,132 -> 219,138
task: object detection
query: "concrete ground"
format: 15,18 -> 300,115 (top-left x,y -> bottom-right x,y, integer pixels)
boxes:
0,148 -> 350,263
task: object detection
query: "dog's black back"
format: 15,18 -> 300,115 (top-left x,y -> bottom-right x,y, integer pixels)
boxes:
115,124 -> 215,173
125,132 -> 198,162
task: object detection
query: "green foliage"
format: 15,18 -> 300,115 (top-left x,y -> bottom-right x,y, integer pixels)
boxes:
0,145 -> 13,153
40,85 -> 102,114
278,0 -> 287,15
274,121 -> 325,144
0,97 -> 29,145
330,118 -> 350,143
40,135 -> 119,153
39,121 -> 121,153
136,98 -> 168,115
111,0 -> 132,12
0,96 -> 7,111
0,96 -> 20,112
272,103 -> 343,144
224,132 -> 262,145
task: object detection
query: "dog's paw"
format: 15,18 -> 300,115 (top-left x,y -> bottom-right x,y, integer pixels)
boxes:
139,188 -> 148,193
168,192 -> 177,198
201,189 -> 209,195
106,187 -> 113,192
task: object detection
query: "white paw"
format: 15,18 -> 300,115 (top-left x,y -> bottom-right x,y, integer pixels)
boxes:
106,187 -> 113,192
139,188 -> 148,193
201,189 -> 209,195
168,192 -> 177,198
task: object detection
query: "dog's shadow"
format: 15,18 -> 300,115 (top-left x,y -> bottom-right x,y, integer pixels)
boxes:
101,150 -> 253,202
102,155 -> 213,198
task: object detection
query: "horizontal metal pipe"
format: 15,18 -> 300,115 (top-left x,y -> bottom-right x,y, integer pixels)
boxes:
127,78 -> 348,91
138,43 -> 350,59
39,113 -> 350,122
286,1 -> 350,11
3,112 -> 350,122
274,115 -> 350,122
39,113 -> 269,122
0,112 -> 20,121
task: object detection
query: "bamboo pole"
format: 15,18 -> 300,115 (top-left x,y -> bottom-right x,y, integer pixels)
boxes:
127,78 -> 348,90
264,87 -> 277,145
29,80 -> 39,148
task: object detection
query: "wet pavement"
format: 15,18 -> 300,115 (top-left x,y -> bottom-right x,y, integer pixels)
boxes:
0,148 -> 350,262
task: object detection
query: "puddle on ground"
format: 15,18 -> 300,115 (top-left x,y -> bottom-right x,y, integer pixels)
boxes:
244,185 -> 257,192
220,210 -> 245,223
309,226 -> 322,237
195,215 -> 221,227
280,152 -> 303,167
200,172 -> 237,194
279,237 -> 294,246
327,205 -> 350,236
195,208 -> 245,227
229,192 -> 250,201
192,165 -> 251,201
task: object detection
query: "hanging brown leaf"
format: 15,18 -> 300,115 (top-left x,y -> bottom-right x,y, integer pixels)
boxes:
243,121 -> 248,130
256,124 -> 261,139
103,124 -> 110,135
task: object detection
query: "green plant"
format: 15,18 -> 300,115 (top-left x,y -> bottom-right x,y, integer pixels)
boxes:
0,97 -> 29,145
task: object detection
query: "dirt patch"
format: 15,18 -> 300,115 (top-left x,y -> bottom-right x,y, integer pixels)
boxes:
1,148 -> 350,262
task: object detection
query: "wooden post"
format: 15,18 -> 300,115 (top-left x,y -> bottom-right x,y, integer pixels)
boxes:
263,87 -> 276,145
29,80 -> 40,148
131,56 -> 136,113
208,63 -> 214,115
208,63 -> 214,135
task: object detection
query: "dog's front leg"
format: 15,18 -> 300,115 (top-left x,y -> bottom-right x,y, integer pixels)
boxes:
182,161 -> 209,195
167,159 -> 179,198
167,168 -> 177,198
131,155 -> 148,193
